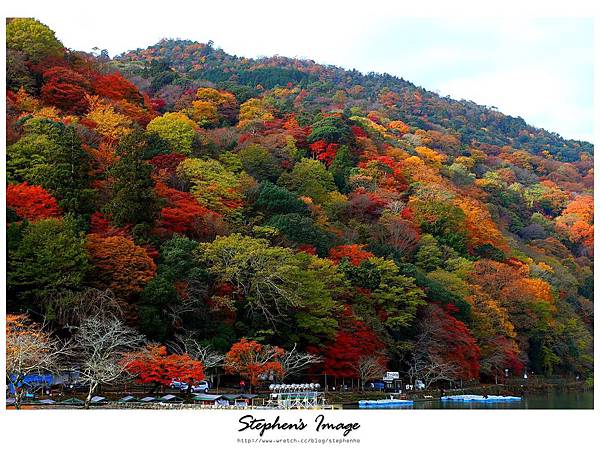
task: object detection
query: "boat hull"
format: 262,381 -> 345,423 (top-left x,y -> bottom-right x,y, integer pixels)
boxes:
358,399 -> 414,408
441,395 -> 521,402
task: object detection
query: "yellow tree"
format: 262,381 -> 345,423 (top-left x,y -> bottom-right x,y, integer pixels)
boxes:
237,98 -> 273,131
147,112 -> 197,154
85,95 -> 132,143
195,87 -> 238,123
189,100 -> 219,127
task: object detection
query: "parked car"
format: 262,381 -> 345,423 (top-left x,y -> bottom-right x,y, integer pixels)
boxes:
190,381 -> 210,393
169,379 -> 183,389
170,379 -> 210,393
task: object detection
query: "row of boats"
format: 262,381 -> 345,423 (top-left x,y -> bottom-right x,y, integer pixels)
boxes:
358,394 -> 522,408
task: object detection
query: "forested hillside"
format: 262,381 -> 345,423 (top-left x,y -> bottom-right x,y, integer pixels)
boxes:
6,18 -> 594,384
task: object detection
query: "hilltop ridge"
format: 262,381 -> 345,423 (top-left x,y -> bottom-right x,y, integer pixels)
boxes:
114,38 -> 592,162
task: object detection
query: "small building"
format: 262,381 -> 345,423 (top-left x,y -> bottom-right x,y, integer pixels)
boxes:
159,394 -> 184,403
221,393 -> 256,407
60,398 -> 85,406
90,396 -> 107,405
192,393 -> 224,406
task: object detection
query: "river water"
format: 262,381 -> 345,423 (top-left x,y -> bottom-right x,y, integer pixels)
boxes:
344,390 -> 593,409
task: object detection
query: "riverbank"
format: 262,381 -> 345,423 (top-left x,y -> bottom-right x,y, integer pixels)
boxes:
324,379 -> 592,405
7,377 -> 591,410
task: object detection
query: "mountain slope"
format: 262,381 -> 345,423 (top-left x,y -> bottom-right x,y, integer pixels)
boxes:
6,19 -> 594,383
115,38 -> 593,162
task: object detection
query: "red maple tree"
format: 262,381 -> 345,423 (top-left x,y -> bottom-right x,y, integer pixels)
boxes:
309,139 -> 339,166
323,309 -> 386,378
41,66 -> 92,114
7,183 -> 61,222
93,72 -> 143,104
329,244 -> 374,266
125,344 -> 204,391
224,338 -> 284,387
153,181 -> 222,239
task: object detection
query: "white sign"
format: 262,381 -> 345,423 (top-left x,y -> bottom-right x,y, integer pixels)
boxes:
384,371 -> 399,380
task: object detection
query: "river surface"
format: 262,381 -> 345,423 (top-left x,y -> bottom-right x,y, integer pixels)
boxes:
344,390 -> 593,409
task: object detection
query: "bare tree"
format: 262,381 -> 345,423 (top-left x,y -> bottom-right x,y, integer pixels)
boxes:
72,315 -> 144,408
405,309 -> 461,389
406,354 -> 460,389
355,355 -> 387,390
279,344 -> 323,381
376,215 -> 420,255
44,288 -> 124,330
6,315 -> 70,409
163,275 -> 212,327
168,331 -> 225,383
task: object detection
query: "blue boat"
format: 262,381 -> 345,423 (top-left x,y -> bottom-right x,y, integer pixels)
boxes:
358,397 -> 414,408
441,394 -> 521,402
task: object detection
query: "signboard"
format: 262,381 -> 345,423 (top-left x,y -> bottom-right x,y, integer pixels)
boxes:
384,371 -> 399,380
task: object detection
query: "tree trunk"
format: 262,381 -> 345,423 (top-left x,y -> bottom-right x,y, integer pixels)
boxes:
14,388 -> 23,410
84,382 -> 96,410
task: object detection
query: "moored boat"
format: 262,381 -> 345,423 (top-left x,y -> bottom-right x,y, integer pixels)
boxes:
441,394 -> 521,402
358,396 -> 414,408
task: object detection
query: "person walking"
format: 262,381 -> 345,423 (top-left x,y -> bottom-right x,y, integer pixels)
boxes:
239,380 -> 246,393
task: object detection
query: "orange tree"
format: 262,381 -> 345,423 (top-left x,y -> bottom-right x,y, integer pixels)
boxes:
7,182 -> 61,222
224,338 -> 284,390
86,234 -> 156,298
124,343 -> 204,393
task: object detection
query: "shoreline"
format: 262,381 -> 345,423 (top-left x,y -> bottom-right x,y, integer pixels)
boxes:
7,382 -> 592,410
323,380 -> 593,405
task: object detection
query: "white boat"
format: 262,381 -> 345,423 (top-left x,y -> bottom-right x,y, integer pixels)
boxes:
358,395 -> 414,408
441,394 -> 521,402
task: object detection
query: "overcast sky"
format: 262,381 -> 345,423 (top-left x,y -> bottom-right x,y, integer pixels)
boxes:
9,2 -> 594,142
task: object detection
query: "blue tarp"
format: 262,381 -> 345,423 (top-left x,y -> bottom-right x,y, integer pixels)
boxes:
7,374 -> 54,394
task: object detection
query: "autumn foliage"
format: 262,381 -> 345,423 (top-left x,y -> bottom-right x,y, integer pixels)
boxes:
7,182 -> 61,221
41,66 -> 91,114
225,339 -> 284,386
323,311 -> 386,378
425,304 -> 481,379
125,344 -> 204,387
86,234 -> 156,297
329,244 -> 374,266
154,181 -> 223,239
5,20 -> 594,387
92,72 -> 143,104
